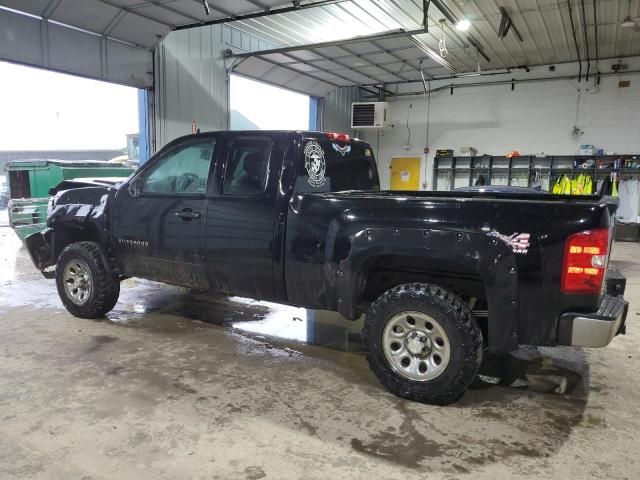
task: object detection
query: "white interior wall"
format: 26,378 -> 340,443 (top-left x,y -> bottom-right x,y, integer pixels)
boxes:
361,57 -> 640,190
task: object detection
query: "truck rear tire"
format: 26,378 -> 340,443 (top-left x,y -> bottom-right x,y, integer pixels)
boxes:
363,283 -> 482,405
55,241 -> 120,319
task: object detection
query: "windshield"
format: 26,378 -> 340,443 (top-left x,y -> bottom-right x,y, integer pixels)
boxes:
294,137 -> 380,193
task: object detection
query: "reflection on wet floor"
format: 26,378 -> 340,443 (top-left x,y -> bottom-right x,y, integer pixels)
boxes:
112,282 -> 365,353
0,223 -> 590,403
110,280 -> 588,399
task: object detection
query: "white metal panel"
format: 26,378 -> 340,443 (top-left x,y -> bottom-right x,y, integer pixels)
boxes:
0,0 -> 49,15
109,10 -> 168,48
105,39 -> 153,87
48,23 -> 103,78
287,77 -> 333,97
153,25 -> 229,149
0,7 -> 152,87
320,86 -> 360,134
0,7 -> 43,65
50,0 -> 122,34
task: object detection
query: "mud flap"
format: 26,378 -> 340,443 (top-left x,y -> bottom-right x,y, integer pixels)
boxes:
25,228 -> 55,278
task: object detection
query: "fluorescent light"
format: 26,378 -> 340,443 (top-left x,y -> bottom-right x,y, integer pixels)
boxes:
456,19 -> 471,31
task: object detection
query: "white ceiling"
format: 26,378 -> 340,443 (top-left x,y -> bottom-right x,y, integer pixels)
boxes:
0,0 -> 294,48
1,0 -> 637,62
0,0 -> 639,93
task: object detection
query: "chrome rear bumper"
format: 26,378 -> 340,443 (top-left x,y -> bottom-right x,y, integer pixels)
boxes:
558,293 -> 628,348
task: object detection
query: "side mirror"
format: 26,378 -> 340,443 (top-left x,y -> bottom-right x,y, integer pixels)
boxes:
128,176 -> 145,197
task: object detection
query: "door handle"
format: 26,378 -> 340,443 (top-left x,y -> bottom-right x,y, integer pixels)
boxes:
174,209 -> 201,220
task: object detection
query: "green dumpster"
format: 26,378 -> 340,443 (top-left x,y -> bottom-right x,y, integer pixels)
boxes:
6,159 -> 134,240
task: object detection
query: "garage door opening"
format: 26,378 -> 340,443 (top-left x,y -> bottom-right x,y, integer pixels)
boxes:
0,61 -> 143,207
230,75 -> 310,131
0,61 -> 140,152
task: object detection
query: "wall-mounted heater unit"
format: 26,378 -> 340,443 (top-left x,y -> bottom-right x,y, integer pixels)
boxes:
351,102 -> 390,129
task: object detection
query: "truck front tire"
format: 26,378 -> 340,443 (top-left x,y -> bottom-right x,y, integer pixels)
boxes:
55,241 -> 120,319
363,283 -> 482,405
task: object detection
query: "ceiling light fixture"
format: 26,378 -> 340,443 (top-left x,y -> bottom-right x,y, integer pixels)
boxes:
456,19 -> 471,31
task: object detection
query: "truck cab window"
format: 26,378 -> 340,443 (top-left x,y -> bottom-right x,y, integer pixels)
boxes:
223,139 -> 271,196
143,141 -> 215,195
294,140 -> 380,194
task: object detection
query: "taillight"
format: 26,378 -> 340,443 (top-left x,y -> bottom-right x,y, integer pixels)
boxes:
561,228 -> 610,294
327,132 -> 351,142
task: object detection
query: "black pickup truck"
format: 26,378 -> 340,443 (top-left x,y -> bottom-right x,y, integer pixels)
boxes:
25,130 -> 629,405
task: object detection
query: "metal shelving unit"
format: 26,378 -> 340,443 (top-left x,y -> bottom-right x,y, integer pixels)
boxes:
433,154 -> 640,191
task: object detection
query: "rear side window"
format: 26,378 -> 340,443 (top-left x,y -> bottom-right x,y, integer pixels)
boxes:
223,138 -> 271,197
294,138 -> 379,193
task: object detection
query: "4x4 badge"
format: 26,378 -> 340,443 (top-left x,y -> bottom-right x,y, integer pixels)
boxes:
488,231 -> 531,254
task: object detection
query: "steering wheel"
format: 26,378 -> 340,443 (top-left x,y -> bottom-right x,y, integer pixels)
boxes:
176,172 -> 201,193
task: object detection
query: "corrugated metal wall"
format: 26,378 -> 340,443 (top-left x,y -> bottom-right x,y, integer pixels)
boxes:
152,24 -> 354,151
153,25 -> 228,150
152,25 -> 278,151
319,86 -> 360,136
222,25 -> 277,54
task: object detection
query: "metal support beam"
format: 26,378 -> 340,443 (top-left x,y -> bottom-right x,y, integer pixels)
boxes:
593,0 -> 600,64
228,28 -> 428,58
187,0 -> 232,17
268,53 -> 445,79
173,0 -> 353,31
245,56 -> 343,89
358,86 -> 382,97
423,0 -> 431,30
281,52 -> 371,86
498,7 -> 523,41
149,1 -> 201,22
566,0 -> 582,81
580,0 -> 591,80
365,69 -> 640,98
369,40 -> 424,80
42,0 -> 63,19
408,37 -> 457,72
334,44 -> 410,82
103,9 -> 128,37
95,0 -> 172,27
305,49 -> 388,85
430,0 -> 491,63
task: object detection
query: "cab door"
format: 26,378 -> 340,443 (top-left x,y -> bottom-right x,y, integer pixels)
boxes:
111,137 -> 217,288
205,135 -> 282,300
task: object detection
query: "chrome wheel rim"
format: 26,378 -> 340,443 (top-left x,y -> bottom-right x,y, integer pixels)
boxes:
382,311 -> 451,381
63,259 -> 92,306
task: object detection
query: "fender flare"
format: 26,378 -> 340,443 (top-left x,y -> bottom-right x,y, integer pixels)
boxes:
334,227 -> 520,353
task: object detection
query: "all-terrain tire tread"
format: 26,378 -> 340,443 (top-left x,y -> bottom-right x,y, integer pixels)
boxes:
55,241 -> 120,319
363,283 -> 482,405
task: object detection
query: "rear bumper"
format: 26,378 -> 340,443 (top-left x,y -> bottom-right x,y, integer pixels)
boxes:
557,281 -> 628,348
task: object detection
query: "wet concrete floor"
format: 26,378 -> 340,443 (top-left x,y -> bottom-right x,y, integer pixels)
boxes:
1,211 -> 639,479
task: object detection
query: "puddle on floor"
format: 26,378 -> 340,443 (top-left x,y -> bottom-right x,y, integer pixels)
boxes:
0,219 -> 589,402
112,284 -> 365,353
111,284 -> 587,398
